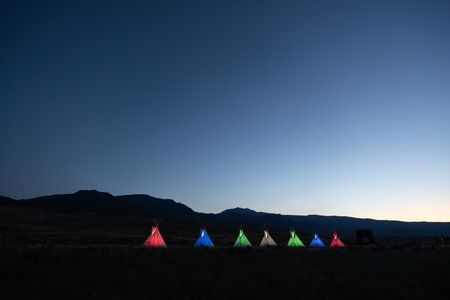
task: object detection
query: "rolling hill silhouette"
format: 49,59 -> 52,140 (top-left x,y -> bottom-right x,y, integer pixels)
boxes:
14,190 -> 195,219
1,190 -> 450,237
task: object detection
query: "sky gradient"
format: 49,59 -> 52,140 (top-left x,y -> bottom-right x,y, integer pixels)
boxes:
1,0 -> 450,221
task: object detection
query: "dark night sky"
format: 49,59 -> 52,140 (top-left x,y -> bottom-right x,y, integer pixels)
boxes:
1,0 -> 449,221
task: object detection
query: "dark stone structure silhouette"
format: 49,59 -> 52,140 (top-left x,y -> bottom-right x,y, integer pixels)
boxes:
355,229 -> 375,244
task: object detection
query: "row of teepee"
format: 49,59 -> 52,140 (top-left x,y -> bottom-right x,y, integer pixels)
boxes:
143,225 -> 345,248
238,229 -> 344,248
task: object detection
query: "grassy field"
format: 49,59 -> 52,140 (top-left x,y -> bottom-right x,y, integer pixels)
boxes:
1,206 -> 449,299
1,246 -> 450,300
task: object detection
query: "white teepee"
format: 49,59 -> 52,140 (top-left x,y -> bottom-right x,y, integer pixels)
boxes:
259,229 -> 277,247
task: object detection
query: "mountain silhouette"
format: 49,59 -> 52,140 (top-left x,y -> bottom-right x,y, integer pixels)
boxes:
7,190 -> 195,219
0,196 -> 14,205
220,207 -> 265,216
2,190 -> 450,237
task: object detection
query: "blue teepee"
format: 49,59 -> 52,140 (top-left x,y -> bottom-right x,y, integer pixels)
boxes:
309,233 -> 325,247
194,228 -> 214,247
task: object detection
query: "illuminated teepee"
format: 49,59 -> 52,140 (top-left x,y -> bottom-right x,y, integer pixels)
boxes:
259,229 -> 277,247
234,228 -> 252,247
309,233 -> 325,247
143,224 -> 167,248
329,231 -> 345,248
287,230 -> 305,247
194,228 -> 214,247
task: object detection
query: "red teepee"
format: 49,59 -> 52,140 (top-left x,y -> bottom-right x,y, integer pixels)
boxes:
329,231 -> 345,247
143,225 -> 167,248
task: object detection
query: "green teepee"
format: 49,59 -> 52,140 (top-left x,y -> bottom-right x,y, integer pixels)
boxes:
234,229 -> 252,247
287,230 -> 305,247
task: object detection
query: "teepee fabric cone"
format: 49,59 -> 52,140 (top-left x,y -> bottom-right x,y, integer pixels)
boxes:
143,225 -> 167,248
234,229 -> 252,247
260,229 -> 277,247
329,231 -> 345,247
287,230 -> 305,247
309,233 -> 325,247
194,228 -> 214,247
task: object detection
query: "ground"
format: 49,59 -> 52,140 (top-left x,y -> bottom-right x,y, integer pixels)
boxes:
1,246 -> 450,300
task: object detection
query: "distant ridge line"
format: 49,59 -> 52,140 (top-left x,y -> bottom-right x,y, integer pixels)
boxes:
1,190 -> 450,236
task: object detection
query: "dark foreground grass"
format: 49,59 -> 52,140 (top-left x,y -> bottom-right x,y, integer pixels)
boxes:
1,247 -> 450,300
